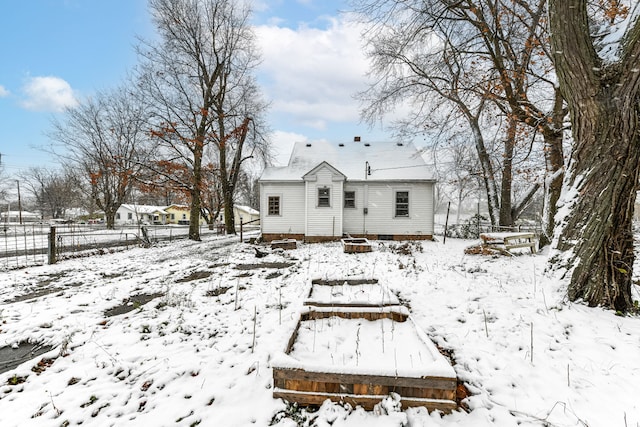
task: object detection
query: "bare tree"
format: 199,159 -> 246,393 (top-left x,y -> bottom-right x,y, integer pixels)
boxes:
352,0 -> 564,233
19,167 -> 82,219
49,86 -> 149,228
548,0 -> 640,311
137,0 -> 270,239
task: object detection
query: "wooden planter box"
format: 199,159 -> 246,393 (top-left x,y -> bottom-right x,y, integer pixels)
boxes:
341,238 -> 372,253
272,307 -> 457,412
304,278 -> 400,308
271,239 -> 297,250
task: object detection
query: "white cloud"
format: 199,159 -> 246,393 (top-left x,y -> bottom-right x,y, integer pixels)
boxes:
268,130 -> 308,166
20,76 -> 79,112
255,16 -> 370,129
0,85 -> 9,97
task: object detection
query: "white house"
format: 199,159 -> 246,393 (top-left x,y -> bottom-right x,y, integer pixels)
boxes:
234,205 -> 260,225
259,140 -> 436,242
114,204 -> 168,225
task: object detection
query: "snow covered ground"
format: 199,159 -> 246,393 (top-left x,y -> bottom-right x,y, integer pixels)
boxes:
0,236 -> 638,426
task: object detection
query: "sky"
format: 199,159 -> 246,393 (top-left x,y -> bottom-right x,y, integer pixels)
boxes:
0,0 -> 397,180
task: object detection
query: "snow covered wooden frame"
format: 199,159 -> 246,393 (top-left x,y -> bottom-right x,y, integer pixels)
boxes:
303,278 -> 399,308
272,307 -> 458,412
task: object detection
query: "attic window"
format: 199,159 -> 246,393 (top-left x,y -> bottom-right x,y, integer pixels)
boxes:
306,143 -> 312,147
364,143 -> 371,147
338,143 -> 345,147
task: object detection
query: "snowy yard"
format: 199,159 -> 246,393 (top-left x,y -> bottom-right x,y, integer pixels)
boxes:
0,236 -> 638,426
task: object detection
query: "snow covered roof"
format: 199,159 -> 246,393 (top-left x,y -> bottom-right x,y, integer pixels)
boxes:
235,205 -> 259,215
260,140 -> 436,182
119,204 -> 168,215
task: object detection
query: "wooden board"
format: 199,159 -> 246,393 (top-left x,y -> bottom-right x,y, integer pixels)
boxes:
342,238 -> 372,253
271,239 -> 297,250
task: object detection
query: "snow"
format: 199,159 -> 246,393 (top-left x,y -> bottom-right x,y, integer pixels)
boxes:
598,1 -> 640,63
305,282 -> 400,306
0,236 -> 639,426
260,141 -> 436,182
276,314 -> 456,379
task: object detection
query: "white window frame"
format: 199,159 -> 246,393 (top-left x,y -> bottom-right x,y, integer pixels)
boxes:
395,190 -> 410,217
344,190 -> 356,208
317,187 -> 331,208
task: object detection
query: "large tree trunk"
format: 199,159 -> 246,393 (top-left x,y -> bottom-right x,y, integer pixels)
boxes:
554,106 -> 640,310
549,0 -> 640,311
499,117 -> 515,227
188,142 -> 203,241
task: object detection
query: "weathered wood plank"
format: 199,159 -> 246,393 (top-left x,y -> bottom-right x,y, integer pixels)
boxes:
299,310 -> 408,322
272,368 -> 456,391
311,279 -> 379,286
273,389 -> 457,412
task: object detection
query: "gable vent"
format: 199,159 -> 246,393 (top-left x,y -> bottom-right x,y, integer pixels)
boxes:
305,143 -> 312,147
364,143 -> 371,147
338,143 -> 345,147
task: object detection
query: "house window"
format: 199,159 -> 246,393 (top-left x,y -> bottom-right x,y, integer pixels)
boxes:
127,212 -> 133,220
116,213 -> 121,220
395,191 -> 409,217
170,214 -> 175,220
318,187 -> 330,207
344,191 -> 356,208
268,196 -> 281,215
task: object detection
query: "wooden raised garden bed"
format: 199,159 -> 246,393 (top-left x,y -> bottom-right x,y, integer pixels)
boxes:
271,239 -> 297,250
341,238 -> 372,253
304,278 -> 400,308
272,307 -> 457,412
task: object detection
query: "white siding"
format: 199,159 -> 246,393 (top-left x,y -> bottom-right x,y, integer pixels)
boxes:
260,182 -> 305,234
342,184 -> 365,234
305,166 -> 344,237
342,182 -> 434,236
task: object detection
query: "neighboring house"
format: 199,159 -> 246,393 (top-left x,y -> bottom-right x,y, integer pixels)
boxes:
165,204 -> 208,225
165,204 -> 191,225
114,204 -> 168,225
234,205 -> 260,225
259,140 -> 436,242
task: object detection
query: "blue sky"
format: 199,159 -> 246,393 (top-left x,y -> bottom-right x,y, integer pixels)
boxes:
0,0 -> 394,179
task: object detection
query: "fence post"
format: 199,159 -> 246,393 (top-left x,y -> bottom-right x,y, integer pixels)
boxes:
443,201 -> 451,244
48,226 -> 57,264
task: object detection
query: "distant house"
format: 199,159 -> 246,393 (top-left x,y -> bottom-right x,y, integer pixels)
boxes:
165,204 -> 191,225
234,205 -> 260,225
258,140 -> 436,242
114,204 -> 168,225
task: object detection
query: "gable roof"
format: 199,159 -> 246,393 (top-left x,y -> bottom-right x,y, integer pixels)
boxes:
302,161 -> 346,181
260,140 -> 436,182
